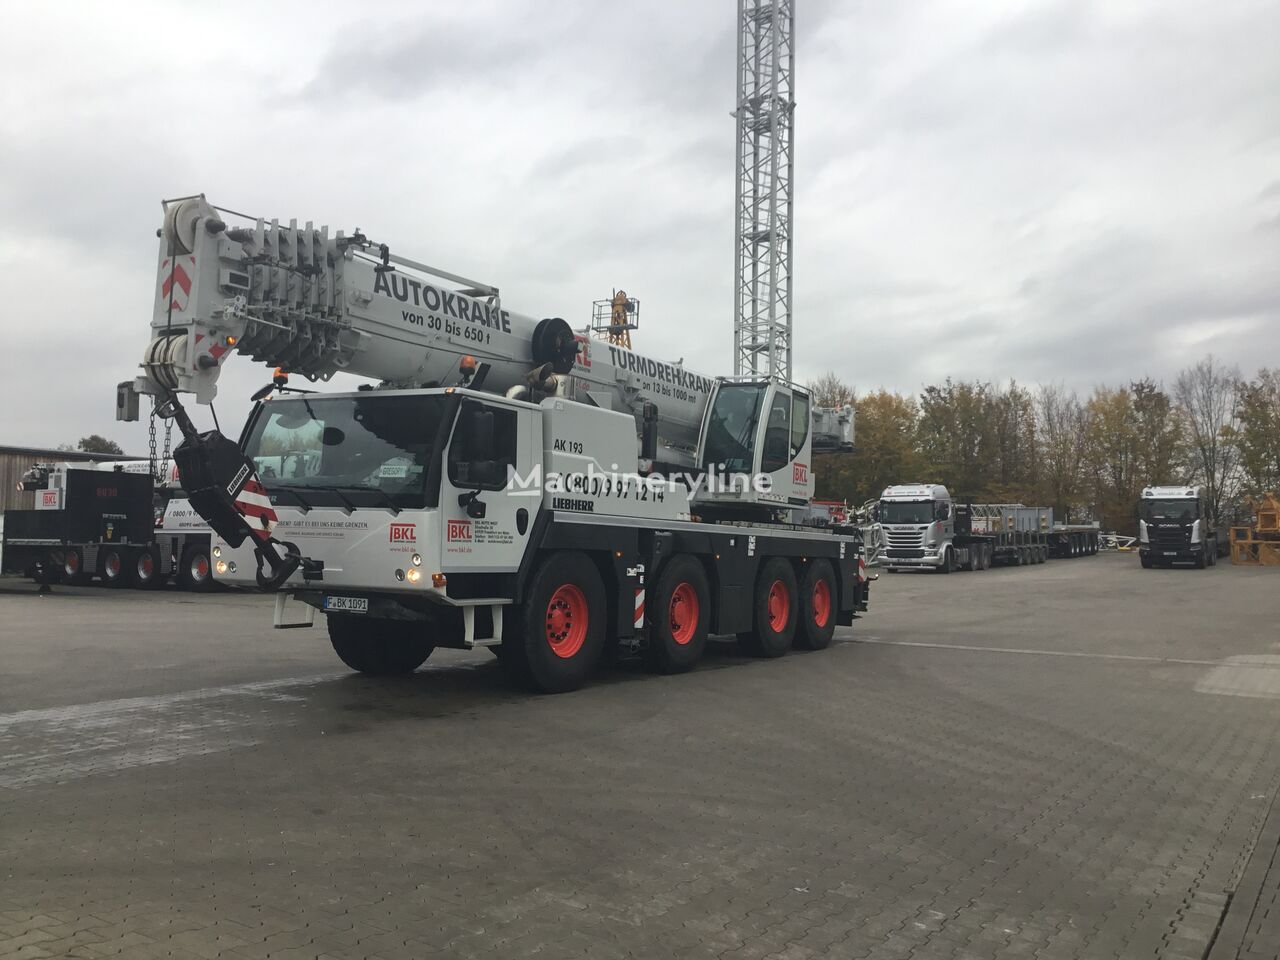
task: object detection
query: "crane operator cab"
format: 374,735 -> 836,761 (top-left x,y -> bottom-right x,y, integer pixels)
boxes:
694,378 -> 814,518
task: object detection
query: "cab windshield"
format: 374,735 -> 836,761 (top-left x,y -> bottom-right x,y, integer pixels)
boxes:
242,394 -> 451,510
1143,498 -> 1198,521
702,383 -> 766,473
880,501 -> 935,524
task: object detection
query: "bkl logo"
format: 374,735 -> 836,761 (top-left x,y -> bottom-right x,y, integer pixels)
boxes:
41,491 -> 57,507
389,522 -> 416,543
574,333 -> 591,369
792,462 -> 809,484
447,519 -> 472,542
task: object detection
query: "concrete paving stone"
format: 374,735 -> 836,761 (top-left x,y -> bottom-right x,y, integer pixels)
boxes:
4,560 -> 1280,960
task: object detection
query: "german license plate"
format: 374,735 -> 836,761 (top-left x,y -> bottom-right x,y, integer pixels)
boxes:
1163,551 -> 1177,556
324,596 -> 368,613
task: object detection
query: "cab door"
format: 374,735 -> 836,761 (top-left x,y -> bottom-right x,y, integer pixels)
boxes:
440,398 -> 537,574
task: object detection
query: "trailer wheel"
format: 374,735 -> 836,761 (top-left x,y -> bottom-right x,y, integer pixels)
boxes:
504,551 -> 606,693
178,545 -> 214,591
328,614 -> 435,674
645,555 -> 710,674
62,547 -> 90,585
796,559 -> 837,651
99,546 -> 127,587
129,546 -> 164,589
740,558 -> 798,658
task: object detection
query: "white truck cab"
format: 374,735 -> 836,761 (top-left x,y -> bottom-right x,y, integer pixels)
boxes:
879,484 -> 954,570
1138,485 -> 1218,569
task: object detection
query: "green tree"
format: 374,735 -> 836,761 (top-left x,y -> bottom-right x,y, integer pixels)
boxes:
1129,377 -> 1187,486
77,435 -> 124,455
813,389 -> 921,506
1084,386 -> 1142,535
1232,368 -> 1280,497
917,379 -> 992,498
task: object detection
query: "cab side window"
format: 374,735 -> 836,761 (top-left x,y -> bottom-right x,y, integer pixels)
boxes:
790,392 -> 810,456
448,400 -> 517,491
761,393 -> 792,473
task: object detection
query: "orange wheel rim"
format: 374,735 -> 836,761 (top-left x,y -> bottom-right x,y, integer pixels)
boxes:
193,556 -> 209,579
139,555 -> 154,577
767,579 -> 790,632
546,584 -> 588,659
66,553 -> 79,573
669,582 -> 699,645
812,578 -> 831,628
105,554 -> 120,577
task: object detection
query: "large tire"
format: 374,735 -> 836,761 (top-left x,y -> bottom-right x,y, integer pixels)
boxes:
740,558 -> 798,658
1140,555 -> 1153,569
62,547 -> 90,585
796,559 -> 837,651
1194,549 -> 1207,569
504,551 -> 606,693
128,545 -> 164,589
99,546 -> 127,587
177,544 -> 214,591
937,547 -> 953,574
645,555 -> 710,673
328,614 -> 434,675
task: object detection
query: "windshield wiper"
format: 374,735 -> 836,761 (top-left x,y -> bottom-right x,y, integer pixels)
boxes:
331,484 -> 402,515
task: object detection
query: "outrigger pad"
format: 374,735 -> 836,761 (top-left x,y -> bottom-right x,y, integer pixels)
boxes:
173,429 -> 258,548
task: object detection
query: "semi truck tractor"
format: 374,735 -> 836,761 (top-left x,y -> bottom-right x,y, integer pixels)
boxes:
4,459 -> 214,589
878,483 -> 1098,573
1137,485 -> 1221,568
117,195 -> 869,692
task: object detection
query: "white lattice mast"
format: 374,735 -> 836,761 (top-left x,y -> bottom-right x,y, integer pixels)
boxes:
733,0 -> 795,380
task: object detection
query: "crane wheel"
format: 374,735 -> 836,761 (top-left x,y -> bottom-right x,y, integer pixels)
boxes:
62,547 -> 90,585
739,558 -> 798,658
328,614 -> 434,675
99,547 -> 127,587
503,551 -> 605,693
129,546 -> 164,589
178,545 -> 215,591
795,559 -> 837,651
645,555 -> 710,674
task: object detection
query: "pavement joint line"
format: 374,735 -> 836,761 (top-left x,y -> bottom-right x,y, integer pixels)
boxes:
853,638 -> 1266,668
0,674 -> 347,729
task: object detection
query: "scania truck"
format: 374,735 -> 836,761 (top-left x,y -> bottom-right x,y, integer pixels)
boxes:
1137,485 -> 1221,568
879,483 -> 1098,572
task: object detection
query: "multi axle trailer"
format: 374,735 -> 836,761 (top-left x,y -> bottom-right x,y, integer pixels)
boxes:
879,484 -> 1098,572
117,195 -> 869,692
3,460 -> 214,589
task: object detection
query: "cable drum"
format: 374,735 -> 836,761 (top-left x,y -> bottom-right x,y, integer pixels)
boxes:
143,334 -> 188,391
162,197 -> 210,256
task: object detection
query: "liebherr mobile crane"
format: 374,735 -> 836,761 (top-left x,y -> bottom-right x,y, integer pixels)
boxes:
118,196 -> 867,693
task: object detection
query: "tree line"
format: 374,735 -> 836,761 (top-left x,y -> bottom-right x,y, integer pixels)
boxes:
809,356 -> 1280,535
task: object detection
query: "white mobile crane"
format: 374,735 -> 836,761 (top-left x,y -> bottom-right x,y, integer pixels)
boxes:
118,195 -> 866,692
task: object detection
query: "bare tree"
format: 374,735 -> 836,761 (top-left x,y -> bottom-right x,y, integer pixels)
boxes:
1036,383 -> 1088,520
807,372 -> 856,408
1173,355 -> 1241,521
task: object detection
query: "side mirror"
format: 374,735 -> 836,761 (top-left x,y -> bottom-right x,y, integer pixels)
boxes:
937,503 -> 950,520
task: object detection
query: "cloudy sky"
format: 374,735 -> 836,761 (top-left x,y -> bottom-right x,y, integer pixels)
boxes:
1,0 -> 1277,453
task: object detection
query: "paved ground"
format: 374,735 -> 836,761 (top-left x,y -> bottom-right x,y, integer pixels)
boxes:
2,554 -> 1280,959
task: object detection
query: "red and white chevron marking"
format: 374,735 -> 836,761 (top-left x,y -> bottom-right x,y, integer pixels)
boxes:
633,588 -> 645,629
234,477 -> 278,541
160,256 -> 195,313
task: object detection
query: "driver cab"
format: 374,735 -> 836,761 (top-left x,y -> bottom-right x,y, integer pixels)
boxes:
697,378 -> 815,512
